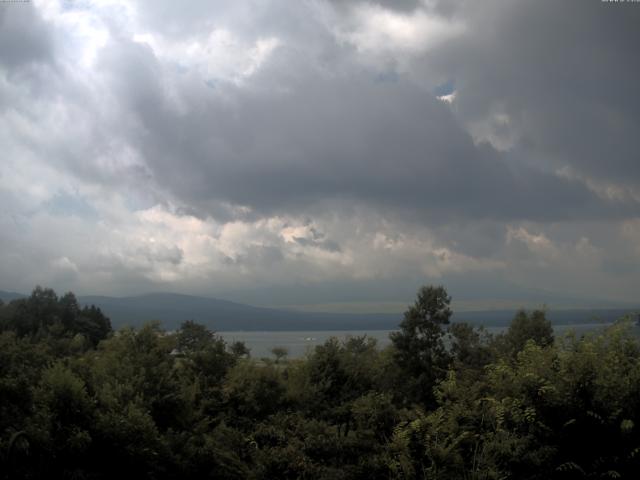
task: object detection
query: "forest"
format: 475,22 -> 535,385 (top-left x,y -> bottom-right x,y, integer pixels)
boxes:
1,285 -> 640,479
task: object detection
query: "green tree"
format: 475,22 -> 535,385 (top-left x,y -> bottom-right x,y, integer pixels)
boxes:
448,322 -> 494,374
271,346 -> 289,364
224,361 -> 286,421
175,321 -> 236,417
177,320 -> 214,353
229,340 -> 250,358
25,363 -> 95,477
390,285 -> 452,406
306,336 -> 383,428
76,304 -> 111,346
494,309 -> 554,359
0,288 -> 111,348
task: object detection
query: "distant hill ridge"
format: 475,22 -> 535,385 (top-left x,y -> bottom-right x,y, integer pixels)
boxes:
0,290 -> 26,303
2,290 -> 637,331
78,292 -> 399,331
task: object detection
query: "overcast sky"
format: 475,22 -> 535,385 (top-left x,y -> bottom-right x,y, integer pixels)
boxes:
1,0 -> 639,310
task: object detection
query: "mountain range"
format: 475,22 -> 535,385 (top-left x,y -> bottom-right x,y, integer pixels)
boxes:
1,290 -> 637,331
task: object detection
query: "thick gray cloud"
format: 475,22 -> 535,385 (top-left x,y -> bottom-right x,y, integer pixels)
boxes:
329,0 -> 423,13
0,2 -> 52,68
425,0 -> 640,186
96,35 -> 636,223
0,0 -> 639,307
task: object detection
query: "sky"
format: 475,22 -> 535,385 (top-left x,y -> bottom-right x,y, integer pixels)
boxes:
1,0 -> 639,311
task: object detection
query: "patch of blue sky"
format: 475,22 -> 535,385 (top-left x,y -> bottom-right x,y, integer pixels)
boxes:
44,191 -> 97,219
433,79 -> 455,97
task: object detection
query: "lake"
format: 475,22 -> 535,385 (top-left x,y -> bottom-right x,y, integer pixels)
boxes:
219,323 -> 616,359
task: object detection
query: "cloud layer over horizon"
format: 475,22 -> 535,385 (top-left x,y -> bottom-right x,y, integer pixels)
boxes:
1,0 -> 639,308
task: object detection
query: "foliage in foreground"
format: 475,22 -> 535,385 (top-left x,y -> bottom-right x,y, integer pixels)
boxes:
1,285 -> 639,479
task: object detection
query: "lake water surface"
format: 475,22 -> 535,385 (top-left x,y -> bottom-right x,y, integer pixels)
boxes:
220,323 -> 615,359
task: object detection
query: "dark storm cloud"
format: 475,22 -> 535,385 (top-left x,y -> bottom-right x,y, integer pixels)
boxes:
95,36 -> 636,224
426,0 -> 640,187
6,0 -> 635,226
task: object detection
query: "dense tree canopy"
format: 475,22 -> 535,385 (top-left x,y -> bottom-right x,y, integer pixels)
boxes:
0,286 -> 111,348
1,285 -> 639,479
390,285 -> 452,406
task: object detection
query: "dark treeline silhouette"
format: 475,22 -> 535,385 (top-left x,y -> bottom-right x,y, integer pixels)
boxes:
1,285 -> 640,479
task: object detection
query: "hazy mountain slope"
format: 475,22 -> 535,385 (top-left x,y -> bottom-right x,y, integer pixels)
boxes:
78,292 -> 638,331
2,290 -> 635,331
78,293 -> 399,331
0,290 -> 26,303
